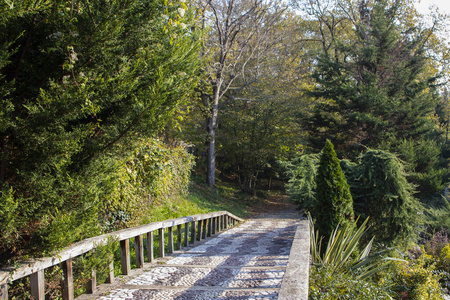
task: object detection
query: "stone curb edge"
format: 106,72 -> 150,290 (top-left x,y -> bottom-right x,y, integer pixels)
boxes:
278,218 -> 310,300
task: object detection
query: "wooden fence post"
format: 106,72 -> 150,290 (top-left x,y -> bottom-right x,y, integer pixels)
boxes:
212,218 -> 216,235
120,239 -> 131,275
0,283 -> 7,300
177,224 -> 182,250
207,218 -> 212,237
168,227 -> 174,254
85,249 -> 97,294
135,235 -> 144,268
147,231 -> 154,263
105,261 -> 114,284
86,268 -> 96,294
31,269 -> 45,300
61,259 -> 73,300
190,221 -> 196,244
158,228 -> 165,258
184,222 -> 189,247
202,219 -> 207,239
197,220 -> 203,241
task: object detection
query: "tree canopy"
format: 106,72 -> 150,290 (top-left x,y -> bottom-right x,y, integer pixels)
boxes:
0,0 -> 201,264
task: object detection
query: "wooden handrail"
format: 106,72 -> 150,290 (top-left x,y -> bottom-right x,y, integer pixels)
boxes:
0,211 -> 243,300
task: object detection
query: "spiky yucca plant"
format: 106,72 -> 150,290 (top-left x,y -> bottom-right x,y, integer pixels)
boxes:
308,213 -> 402,280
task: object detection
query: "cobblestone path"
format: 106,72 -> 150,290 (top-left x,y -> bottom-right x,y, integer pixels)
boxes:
96,211 -> 301,300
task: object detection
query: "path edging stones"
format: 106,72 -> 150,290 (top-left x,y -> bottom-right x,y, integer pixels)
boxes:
278,219 -> 309,300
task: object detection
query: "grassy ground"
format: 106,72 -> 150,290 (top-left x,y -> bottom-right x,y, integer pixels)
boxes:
155,177 -> 296,221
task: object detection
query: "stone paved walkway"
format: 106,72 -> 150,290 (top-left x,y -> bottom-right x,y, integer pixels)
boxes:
91,211 -> 302,300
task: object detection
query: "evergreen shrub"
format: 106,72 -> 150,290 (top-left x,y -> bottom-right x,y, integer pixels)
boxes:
350,149 -> 422,248
315,140 -> 355,240
281,153 -> 319,211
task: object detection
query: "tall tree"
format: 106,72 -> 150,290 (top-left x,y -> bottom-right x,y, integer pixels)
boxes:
197,0 -> 285,187
215,12 -> 312,192
304,0 -> 447,194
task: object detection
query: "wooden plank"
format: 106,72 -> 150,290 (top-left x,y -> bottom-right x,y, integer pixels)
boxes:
105,261 -> 114,284
0,283 -> 7,300
147,231 -> 154,263
168,227 -> 174,254
176,224 -> 182,250
184,222 -> 189,247
0,211 -> 244,286
158,228 -> 165,258
120,239 -> 131,275
190,221 -> 196,244
61,259 -> 73,300
135,235 -> 144,269
86,268 -> 96,294
30,270 -> 45,300
197,220 -> 203,241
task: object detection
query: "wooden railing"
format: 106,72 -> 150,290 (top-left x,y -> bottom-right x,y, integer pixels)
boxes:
0,211 -> 243,300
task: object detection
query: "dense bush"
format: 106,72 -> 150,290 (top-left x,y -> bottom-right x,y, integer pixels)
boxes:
284,146 -> 423,249
308,214 -> 445,300
309,265 -> 392,300
0,0 -> 200,266
0,138 -> 194,266
349,149 -> 422,248
388,252 -> 443,300
310,253 -> 444,300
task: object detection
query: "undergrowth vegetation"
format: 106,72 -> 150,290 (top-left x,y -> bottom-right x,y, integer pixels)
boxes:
284,140 -> 449,299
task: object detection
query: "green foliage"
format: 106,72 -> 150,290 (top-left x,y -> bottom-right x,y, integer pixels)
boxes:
315,140 -> 354,240
304,0 -> 446,196
0,0 -> 201,265
309,265 -> 392,300
389,253 -> 443,300
396,139 -> 446,197
437,244 -> 450,274
0,188 -> 20,251
309,213 -> 398,281
350,149 -> 422,248
284,146 -> 423,250
217,98 -> 291,192
76,237 -> 118,294
281,153 -> 319,211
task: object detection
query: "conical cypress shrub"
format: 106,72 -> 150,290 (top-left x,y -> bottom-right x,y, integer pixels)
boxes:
315,140 -> 355,241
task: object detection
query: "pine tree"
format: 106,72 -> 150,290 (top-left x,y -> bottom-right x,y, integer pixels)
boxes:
315,140 -> 355,241
305,0 -> 445,195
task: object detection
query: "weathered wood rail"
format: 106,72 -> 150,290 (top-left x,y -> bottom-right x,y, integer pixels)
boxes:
0,211 -> 242,300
